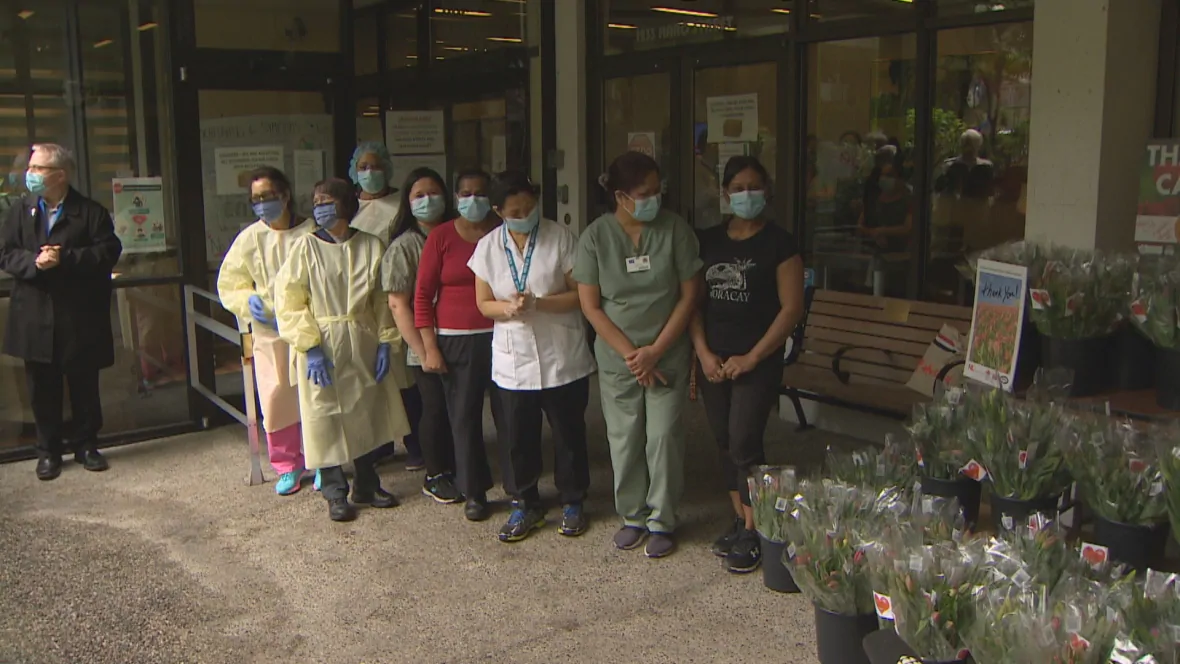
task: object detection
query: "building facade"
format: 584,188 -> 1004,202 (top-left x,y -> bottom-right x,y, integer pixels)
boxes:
0,0 -> 1175,458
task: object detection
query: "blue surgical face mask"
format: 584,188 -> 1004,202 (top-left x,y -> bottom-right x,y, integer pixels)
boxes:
253,199 -> 286,224
628,194 -> 661,223
503,207 -> 540,234
878,177 -> 897,192
357,169 -> 386,195
457,195 -> 490,222
25,171 -> 46,196
728,190 -> 766,220
312,203 -> 337,228
411,194 -> 445,222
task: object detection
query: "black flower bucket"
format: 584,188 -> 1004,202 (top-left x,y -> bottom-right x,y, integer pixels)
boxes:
1155,346 -> 1180,411
919,475 -> 982,530
814,605 -> 877,664
1112,325 -> 1155,391
1091,516 -> 1170,571
760,536 -> 799,594
1040,334 -> 1116,397
989,492 -> 1061,528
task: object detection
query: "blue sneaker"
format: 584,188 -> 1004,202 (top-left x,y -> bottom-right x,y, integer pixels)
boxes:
314,469 -> 322,492
559,502 -> 588,537
498,505 -> 545,542
275,470 -> 304,496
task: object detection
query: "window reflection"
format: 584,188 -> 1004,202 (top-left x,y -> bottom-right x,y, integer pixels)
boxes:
357,97 -> 383,144
808,0 -> 913,22
926,23 -> 1032,303
602,73 -> 672,212
603,0 -> 793,55
806,34 -> 917,298
937,0 -> 1032,16
431,0 -> 527,59
354,7 -> 379,75
194,0 -> 341,52
384,6 -> 419,68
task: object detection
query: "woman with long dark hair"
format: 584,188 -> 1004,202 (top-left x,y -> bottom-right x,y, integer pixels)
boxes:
414,168 -> 506,522
574,151 -> 701,558
690,155 -> 804,573
382,167 -> 462,503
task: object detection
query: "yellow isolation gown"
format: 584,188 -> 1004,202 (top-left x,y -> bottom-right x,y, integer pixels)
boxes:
216,218 -> 314,433
273,230 -> 411,469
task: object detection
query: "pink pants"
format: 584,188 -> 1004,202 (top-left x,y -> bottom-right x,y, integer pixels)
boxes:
267,422 -> 305,474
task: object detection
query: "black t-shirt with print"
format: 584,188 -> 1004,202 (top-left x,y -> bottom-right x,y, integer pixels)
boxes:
699,221 -> 799,357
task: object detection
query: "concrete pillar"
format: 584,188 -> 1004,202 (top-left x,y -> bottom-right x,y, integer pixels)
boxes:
1025,0 -> 1161,251
554,1 -> 588,233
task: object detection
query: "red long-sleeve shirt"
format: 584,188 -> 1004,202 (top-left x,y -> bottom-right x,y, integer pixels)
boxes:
414,220 -> 494,332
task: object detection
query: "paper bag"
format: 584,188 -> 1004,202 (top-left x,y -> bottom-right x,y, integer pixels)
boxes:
906,325 -> 964,396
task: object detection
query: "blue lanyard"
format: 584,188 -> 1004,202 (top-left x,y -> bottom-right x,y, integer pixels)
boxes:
503,224 -> 538,294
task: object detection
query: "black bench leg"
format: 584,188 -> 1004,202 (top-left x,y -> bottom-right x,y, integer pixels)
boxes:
789,393 -> 813,433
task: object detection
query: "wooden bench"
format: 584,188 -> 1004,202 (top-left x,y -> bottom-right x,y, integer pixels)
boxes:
781,289 -> 972,426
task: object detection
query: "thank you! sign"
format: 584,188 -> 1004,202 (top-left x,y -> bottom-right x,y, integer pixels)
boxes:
1135,139 -> 1180,250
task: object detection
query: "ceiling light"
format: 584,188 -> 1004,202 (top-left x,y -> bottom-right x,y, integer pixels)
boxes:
608,23 -> 637,29
443,46 -> 469,51
137,21 -> 158,31
406,54 -> 418,59
93,39 -> 114,48
682,21 -> 735,31
770,8 -> 790,14
651,7 -> 718,18
433,8 -> 492,17
17,9 -> 33,19
486,36 -> 522,42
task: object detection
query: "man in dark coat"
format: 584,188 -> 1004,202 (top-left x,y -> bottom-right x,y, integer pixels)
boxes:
0,143 -> 123,480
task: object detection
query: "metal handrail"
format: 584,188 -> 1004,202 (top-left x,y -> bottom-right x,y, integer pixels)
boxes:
183,284 -> 264,486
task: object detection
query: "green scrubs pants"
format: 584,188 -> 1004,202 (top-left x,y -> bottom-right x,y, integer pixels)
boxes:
597,351 -> 689,535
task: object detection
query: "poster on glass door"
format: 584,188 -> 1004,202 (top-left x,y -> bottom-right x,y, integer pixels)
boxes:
112,177 -> 166,254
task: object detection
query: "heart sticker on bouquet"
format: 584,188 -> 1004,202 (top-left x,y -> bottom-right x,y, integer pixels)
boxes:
1080,542 -> 1108,567
961,459 -> 988,481
873,591 -> 895,620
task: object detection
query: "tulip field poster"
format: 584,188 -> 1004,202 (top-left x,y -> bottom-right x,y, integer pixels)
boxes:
964,259 -> 1028,390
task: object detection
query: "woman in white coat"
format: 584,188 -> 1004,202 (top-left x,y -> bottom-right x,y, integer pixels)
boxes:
468,171 -> 596,543
275,177 -> 411,522
217,166 -> 313,496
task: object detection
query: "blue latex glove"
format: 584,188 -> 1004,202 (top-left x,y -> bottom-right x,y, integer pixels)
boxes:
374,343 -> 391,384
247,294 -> 275,327
306,346 -> 333,387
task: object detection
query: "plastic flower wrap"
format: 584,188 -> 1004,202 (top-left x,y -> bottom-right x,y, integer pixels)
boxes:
990,513 -> 1074,593
748,465 -> 798,544
1155,424 -> 1180,547
1129,255 -> 1180,349
887,537 -> 990,662
1026,246 -> 1134,340
910,491 -> 967,544
1110,570 -> 1180,663
963,583 -> 1058,664
1034,574 -> 1133,664
783,481 -> 901,616
962,388 -> 1071,501
1064,414 -> 1169,526
908,393 -> 969,481
825,435 -> 917,492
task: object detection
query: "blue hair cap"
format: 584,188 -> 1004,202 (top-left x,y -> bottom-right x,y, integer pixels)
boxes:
349,141 -> 394,187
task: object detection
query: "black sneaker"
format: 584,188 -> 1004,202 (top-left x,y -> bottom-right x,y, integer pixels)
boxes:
421,474 -> 463,504
725,529 -> 761,574
711,517 -> 744,557
498,505 -> 546,542
465,494 -> 490,522
328,498 -> 357,522
558,503 -> 588,537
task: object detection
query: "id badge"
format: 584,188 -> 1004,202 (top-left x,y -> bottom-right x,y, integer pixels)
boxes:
625,255 -> 651,273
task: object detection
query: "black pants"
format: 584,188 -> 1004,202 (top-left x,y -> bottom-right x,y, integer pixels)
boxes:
412,367 -> 455,478
698,356 -> 780,506
374,385 -> 424,463
498,377 -> 591,507
319,446 -> 385,501
438,334 -> 505,499
26,360 -> 103,460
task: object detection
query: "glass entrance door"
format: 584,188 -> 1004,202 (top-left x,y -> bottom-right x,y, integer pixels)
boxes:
601,71 -> 675,214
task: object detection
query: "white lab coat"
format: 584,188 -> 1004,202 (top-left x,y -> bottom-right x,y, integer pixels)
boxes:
273,230 -> 411,469
216,218 -> 314,433
350,195 -> 400,242
467,219 -> 596,391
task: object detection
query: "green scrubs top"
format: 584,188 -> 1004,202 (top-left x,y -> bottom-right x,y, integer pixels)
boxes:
573,209 -> 702,374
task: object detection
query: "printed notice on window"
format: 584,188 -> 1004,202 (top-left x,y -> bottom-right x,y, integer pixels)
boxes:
705,93 -> 758,143
213,146 -> 284,196
385,110 -> 445,154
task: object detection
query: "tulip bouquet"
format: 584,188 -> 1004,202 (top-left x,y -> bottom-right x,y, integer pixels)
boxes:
749,465 -> 798,544
988,514 -> 1074,593
962,388 -> 1071,502
1026,247 -> 1134,340
1155,426 -> 1180,547
963,583 -> 1058,664
909,397 -> 969,481
783,481 -> 890,616
825,435 -> 917,492
1036,575 -> 1132,664
1110,570 -> 1180,663
910,492 -> 966,544
1064,415 -> 1169,526
1129,255 -> 1180,349
888,538 -> 990,662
